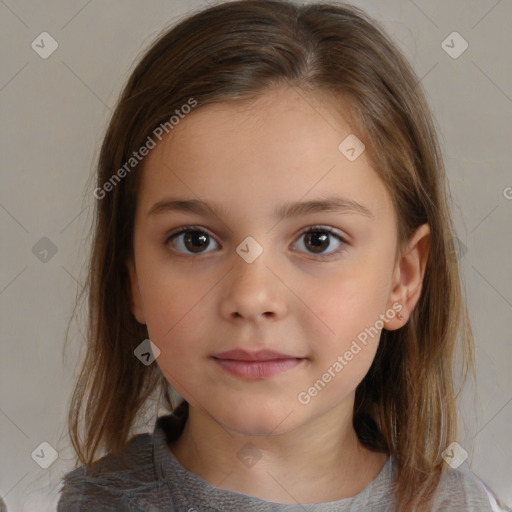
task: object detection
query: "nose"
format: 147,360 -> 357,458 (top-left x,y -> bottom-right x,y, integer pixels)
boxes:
219,248 -> 288,323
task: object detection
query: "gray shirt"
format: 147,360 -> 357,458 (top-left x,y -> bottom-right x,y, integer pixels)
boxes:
57,414 -> 493,511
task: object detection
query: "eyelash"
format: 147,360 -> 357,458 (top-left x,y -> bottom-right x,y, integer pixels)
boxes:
164,225 -> 348,261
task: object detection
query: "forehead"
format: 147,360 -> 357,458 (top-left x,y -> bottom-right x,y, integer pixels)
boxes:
136,86 -> 392,218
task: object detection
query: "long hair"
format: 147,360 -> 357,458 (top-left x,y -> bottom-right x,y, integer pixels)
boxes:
66,2 -> 476,510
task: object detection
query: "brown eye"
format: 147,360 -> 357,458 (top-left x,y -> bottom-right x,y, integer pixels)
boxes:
293,226 -> 346,258
304,231 -> 330,253
165,228 -> 219,255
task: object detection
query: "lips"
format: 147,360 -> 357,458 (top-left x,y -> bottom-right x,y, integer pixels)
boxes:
211,349 -> 305,379
211,349 -> 300,361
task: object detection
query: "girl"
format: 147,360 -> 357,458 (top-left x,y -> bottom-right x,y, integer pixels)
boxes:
58,1 -> 502,510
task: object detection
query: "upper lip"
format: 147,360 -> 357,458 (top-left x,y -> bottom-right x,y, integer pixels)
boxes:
212,349 -> 302,361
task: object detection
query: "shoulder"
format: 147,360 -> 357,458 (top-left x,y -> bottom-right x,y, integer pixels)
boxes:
57,432 -> 161,511
57,412 -> 188,511
432,466 -> 494,511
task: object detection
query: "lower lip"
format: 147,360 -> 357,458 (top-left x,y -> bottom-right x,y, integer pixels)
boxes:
212,357 -> 304,379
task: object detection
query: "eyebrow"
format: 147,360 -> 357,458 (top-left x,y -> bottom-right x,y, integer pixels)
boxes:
147,196 -> 373,220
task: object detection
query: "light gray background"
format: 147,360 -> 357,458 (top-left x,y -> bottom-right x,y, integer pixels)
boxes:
1,1 -> 511,511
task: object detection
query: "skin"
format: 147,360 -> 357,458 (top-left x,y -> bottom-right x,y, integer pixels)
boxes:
127,85 -> 429,503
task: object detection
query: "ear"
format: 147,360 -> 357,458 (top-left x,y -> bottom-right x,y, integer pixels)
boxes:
127,258 -> 146,324
385,223 -> 430,330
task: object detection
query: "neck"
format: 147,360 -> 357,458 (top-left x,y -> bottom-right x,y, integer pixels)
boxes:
168,397 -> 388,504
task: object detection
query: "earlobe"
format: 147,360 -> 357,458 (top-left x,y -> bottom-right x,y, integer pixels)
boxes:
385,223 -> 430,330
127,259 -> 146,325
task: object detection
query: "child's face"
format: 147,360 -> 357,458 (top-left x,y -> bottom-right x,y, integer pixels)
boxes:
129,86 -> 402,436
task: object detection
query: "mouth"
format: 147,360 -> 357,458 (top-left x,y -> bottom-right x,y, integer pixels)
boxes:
211,349 -> 306,379
212,349 -> 301,361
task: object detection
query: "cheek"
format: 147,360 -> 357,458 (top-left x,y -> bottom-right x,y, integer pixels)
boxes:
299,253 -> 393,361
301,295 -> 385,401
141,275 -> 209,395
310,262 -> 392,325
139,259 -> 212,330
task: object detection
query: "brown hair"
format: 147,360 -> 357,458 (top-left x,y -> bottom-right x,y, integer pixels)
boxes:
66,1 -> 476,510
